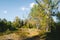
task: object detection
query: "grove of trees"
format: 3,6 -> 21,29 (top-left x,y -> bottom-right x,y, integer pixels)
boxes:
0,0 -> 60,40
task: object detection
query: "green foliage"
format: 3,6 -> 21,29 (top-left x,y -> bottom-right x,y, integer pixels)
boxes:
56,12 -> 60,21
0,19 -> 8,32
35,0 -> 58,32
0,18 -> 18,35
12,16 -> 21,28
12,16 -> 24,28
29,4 -> 51,32
34,0 -> 59,40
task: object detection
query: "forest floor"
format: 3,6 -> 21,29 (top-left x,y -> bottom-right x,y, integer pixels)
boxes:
0,28 -> 41,40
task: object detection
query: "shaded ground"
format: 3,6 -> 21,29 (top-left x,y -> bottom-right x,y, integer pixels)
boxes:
24,35 -> 40,40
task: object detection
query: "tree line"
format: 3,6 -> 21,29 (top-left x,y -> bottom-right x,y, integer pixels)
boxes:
0,16 -> 37,33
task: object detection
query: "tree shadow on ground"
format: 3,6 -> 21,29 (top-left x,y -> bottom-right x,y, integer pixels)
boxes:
24,35 -> 40,40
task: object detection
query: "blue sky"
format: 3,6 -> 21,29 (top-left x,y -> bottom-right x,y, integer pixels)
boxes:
0,0 -> 36,21
0,0 -> 60,22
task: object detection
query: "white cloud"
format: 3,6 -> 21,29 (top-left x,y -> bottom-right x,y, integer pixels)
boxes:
30,3 -> 35,8
4,10 -> 7,14
20,7 -> 29,11
20,3 -> 36,11
21,7 -> 25,11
